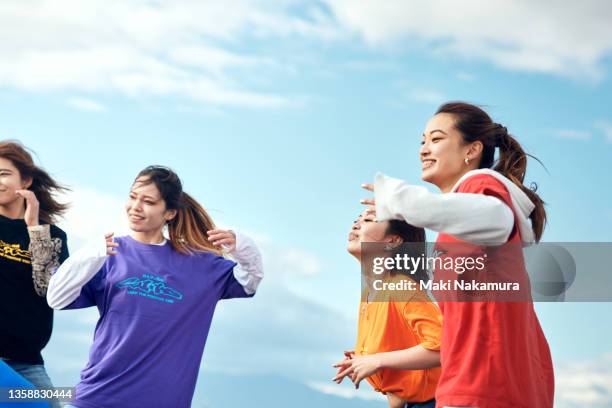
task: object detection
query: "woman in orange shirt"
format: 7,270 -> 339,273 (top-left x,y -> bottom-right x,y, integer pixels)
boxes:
334,207 -> 442,408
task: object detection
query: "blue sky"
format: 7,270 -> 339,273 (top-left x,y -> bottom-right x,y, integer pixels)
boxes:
1,1 -> 611,406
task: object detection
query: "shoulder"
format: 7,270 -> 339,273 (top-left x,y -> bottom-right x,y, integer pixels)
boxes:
456,173 -> 512,203
193,251 -> 237,270
49,224 -> 67,240
456,173 -> 507,193
402,297 -> 442,322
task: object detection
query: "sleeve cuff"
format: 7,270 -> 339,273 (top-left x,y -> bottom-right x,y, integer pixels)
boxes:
420,341 -> 441,351
374,172 -> 402,221
28,224 -> 51,240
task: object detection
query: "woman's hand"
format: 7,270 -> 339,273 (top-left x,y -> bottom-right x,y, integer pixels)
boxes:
15,189 -> 40,227
207,229 -> 236,252
333,354 -> 382,389
105,232 -> 119,256
360,183 -> 375,206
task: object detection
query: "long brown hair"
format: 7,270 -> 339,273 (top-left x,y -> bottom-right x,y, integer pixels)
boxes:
134,165 -> 221,255
0,140 -> 69,224
436,102 -> 547,242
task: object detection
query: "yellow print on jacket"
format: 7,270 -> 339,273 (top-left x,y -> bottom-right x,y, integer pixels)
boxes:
0,240 -> 31,264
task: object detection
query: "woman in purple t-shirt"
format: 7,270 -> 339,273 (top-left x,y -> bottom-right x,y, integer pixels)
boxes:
47,166 -> 263,408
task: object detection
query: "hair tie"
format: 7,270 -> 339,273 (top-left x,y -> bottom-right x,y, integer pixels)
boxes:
495,124 -> 508,147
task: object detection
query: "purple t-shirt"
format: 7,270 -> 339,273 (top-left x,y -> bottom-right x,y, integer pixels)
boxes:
65,236 -> 250,408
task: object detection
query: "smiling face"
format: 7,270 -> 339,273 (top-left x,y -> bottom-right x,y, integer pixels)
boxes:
347,208 -> 397,259
420,112 -> 480,192
125,177 -> 177,235
0,157 -> 30,207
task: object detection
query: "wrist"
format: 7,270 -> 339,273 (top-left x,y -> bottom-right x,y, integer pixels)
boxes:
27,224 -> 50,239
373,354 -> 385,370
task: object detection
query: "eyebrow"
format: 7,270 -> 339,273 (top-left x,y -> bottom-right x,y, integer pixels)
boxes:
129,191 -> 159,201
422,129 -> 448,137
0,168 -> 13,172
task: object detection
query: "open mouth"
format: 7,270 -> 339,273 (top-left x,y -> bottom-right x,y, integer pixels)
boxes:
129,215 -> 145,222
422,159 -> 436,169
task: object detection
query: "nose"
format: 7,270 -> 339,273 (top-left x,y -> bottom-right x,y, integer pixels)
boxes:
419,141 -> 431,160
130,200 -> 143,212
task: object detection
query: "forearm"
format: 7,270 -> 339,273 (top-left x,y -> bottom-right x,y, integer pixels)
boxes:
374,172 -> 514,244
47,238 -> 107,309
28,225 -> 62,297
376,345 -> 440,371
229,231 -> 264,295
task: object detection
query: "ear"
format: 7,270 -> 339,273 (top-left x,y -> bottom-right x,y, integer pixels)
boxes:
388,235 -> 404,245
22,177 -> 33,189
467,140 -> 484,160
165,209 -> 177,222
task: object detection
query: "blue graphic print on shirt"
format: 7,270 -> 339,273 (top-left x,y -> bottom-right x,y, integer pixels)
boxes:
116,274 -> 183,303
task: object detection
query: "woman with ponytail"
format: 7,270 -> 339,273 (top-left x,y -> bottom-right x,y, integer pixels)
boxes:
47,166 -> 263,408
361,102 -> 553,407
0,140 -> 69,408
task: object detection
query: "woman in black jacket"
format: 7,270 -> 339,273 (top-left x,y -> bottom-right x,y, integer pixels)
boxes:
0,140 -> 69,407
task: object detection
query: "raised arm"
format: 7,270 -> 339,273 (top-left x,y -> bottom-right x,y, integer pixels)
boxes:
208,229 -> 264,297
373,173 -> 514,244
47,233 -> 118,309
229,231 -> 264,295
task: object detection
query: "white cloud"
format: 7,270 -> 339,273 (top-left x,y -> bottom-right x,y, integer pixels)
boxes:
56,186 -> 129,248
307,381 -> 385,401
0,0 -> 337,108
66,97 -> 106,112
407,89 -> 447,104
2,0 -> 610,109
553,129 -> 592,141
323,0 -> 612,79
555,353 -> 612,407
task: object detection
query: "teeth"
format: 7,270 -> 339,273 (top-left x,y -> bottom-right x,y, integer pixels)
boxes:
422,160 -> 436,168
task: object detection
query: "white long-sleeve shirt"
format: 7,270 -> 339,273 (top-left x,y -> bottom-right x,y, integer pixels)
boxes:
47,231 -> 263,310
374,169 -> 536,245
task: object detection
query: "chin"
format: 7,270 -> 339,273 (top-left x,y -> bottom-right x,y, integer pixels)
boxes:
347,242 -> 360,257
421,171 -> 434,183
128,223 -> 146,232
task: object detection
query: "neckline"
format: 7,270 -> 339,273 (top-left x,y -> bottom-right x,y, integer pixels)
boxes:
0,213 -> 26,225
125,235 -> 170,251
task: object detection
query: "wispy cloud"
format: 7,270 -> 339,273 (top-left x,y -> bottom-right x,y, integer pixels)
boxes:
553,129 -> 592,141
307,381 -> 385,401
595,120 -> 612,143
66,97 -> 106,113
555,353 -> 612,407
406,89 -> 447,104
323,0 -> 612,79
0,0 -> 337,108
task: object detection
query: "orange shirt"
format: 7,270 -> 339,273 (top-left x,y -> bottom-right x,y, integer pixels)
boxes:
355,279 -> 442,403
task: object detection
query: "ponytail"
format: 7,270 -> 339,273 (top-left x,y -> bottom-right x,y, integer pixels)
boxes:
168,192 -> 221,255
435,102 -> 547,242
493,128 -> 547,242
